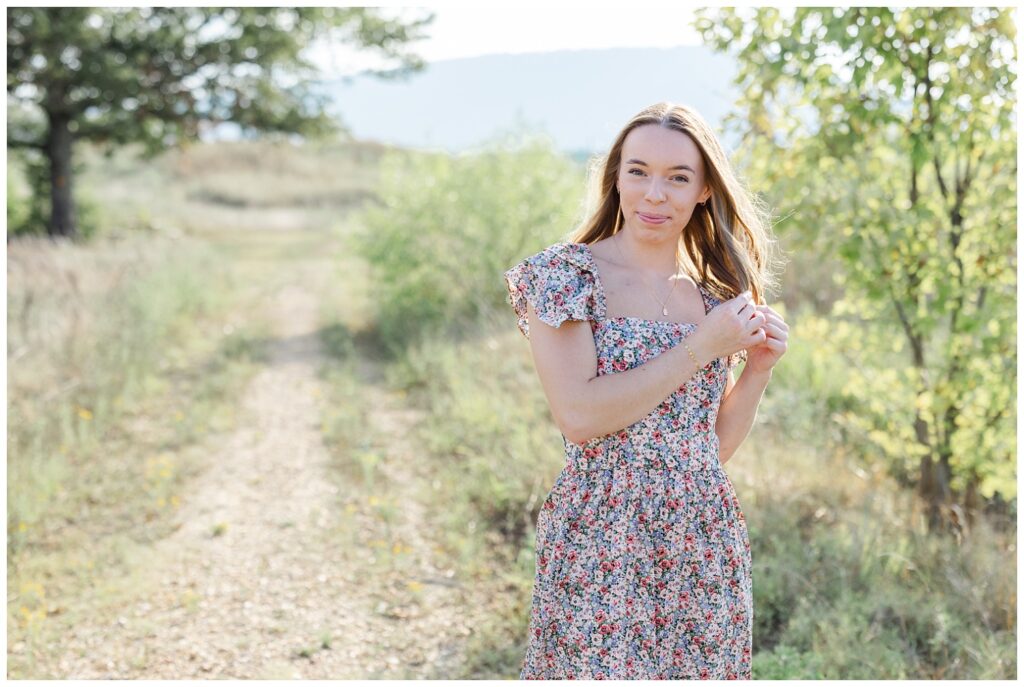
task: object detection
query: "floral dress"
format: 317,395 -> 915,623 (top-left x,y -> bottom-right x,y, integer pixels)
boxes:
503,241 -> 753,680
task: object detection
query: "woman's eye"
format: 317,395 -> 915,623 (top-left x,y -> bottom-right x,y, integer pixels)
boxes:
627,168 -> 688,183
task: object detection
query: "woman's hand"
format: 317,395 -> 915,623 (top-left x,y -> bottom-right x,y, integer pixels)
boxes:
742,303 -> 788,374
693,290 -> 766,366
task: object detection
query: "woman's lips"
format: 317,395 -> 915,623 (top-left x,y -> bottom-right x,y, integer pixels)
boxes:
638,212 -> 668,225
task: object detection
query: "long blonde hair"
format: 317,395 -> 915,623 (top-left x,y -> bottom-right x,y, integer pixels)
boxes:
568,102 -> 782,305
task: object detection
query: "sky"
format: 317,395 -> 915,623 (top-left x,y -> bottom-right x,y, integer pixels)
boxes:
307,5 -> 704,77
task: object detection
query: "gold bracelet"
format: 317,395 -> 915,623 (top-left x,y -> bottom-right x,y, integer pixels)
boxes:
682,341 -> 701,372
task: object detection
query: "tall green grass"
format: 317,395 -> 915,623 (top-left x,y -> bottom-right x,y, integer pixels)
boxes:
8,236 -> 255,538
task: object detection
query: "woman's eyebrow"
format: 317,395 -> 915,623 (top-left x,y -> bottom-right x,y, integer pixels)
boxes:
624,158 -> 696,173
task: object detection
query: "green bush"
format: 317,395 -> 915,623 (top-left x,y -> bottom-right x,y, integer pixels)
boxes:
353,134 -> 585,353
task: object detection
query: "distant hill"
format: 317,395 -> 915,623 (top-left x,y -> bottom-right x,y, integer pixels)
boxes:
317,46 -> 741,156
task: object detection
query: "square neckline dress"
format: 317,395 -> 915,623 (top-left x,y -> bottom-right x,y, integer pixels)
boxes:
503,241 -> 753,680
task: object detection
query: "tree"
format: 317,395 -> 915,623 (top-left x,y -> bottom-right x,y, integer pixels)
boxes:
7,7 -> 433,238
695,7 -> 1016,535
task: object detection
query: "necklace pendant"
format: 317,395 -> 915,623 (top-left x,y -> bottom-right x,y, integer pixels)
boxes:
662,306 -> 669,316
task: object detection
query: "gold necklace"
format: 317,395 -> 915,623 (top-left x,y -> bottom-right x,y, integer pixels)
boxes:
613,231 -> 680,317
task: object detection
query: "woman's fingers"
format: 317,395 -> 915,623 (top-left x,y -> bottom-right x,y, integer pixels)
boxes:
755,305 -> 789,332
745,309 -> 767,333
754,320 -> 789,344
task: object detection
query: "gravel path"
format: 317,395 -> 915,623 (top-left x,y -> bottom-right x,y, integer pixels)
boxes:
53,276 -> 481,678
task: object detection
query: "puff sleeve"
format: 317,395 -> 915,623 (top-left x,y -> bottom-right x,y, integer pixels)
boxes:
503,242 -> 603,340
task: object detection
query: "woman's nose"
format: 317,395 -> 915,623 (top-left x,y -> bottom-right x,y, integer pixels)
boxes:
644,179 -> 666,203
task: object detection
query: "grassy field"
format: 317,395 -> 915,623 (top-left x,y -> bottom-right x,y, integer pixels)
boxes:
6,136 -> 1016,679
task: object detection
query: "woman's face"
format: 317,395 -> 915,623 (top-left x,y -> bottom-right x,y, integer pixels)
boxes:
616,124 -> 711,242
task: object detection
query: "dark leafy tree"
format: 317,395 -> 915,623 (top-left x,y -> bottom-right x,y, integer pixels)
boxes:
7,6 -> 433,238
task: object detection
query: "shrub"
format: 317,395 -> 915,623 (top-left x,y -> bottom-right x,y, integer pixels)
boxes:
353,134 -> 585,353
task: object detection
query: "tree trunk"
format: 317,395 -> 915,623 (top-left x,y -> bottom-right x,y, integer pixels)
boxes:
963,472 -> 980,530
917,452 -> 953,534
46,111 -> 76,238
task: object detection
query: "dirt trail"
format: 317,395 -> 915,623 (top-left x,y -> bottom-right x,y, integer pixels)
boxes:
55,270 -> 479,678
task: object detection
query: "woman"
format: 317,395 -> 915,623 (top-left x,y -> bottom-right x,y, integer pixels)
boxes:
503,102 -> 788,679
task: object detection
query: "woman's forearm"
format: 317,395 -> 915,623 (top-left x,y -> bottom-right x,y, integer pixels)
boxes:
715,367 -> 772,464
564,329 -> 720,445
